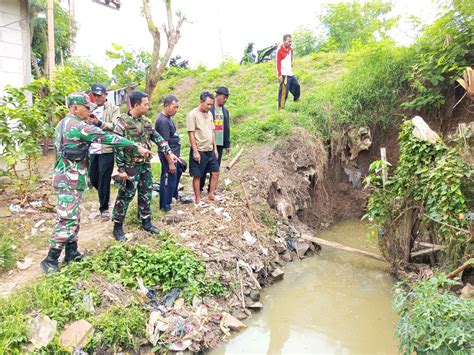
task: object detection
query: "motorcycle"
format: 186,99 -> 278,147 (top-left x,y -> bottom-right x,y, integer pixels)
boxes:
169,55 -> 189,69
240,43 -> 277,65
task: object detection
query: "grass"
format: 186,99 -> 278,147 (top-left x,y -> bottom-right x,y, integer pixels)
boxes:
0,238 -> 224,353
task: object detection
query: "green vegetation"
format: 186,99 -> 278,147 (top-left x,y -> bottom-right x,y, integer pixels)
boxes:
0,231 -> 16,273
402,0 -> 473,111
320,0 -> 397,52
0,239 -> 223,353
364,121 -> 470,262
97,241 -> 223,297
394,275 -> 474,354
87,305 -> 147,351
29,0 -> 78,76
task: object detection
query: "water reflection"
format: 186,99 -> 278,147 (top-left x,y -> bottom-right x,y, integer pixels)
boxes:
212,221 -> 399,354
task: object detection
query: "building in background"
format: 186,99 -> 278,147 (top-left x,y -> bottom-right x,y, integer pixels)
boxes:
0,0 -> 32,95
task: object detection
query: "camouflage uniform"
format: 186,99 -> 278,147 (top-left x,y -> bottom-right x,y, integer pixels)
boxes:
51,114 -> 139,249
112,111 -> 171,224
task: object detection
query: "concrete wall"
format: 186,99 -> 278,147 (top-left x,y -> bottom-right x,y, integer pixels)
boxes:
0,0 -> 32,95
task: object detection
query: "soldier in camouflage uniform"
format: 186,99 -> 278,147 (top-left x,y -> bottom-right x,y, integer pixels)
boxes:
40,92 -> 151,274
112,91 -> 177,241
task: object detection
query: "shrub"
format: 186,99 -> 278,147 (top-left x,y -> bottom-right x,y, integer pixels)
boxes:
394,275 -> 474,354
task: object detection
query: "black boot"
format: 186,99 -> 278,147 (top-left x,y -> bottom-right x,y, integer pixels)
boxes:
113,222 -> 126,241
142,218 -> 160,234
40,248 -> 62,274
64,241 -> 83,263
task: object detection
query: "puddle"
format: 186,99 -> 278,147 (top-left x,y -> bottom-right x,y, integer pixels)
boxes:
212,220 -> 399,354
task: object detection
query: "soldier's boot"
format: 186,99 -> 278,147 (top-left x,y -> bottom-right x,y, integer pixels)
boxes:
142,218 -> 160,234
113,222 -> 126,242
40,248 -> 62,274
64,241 -> 83,263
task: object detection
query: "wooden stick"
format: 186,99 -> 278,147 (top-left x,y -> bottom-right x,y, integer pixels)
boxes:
380,147 -> 387,187
238,260 -> 261,289
411,245 -> 445,257
447,259 -> 474,279
300,234 -> 386,262
226,148 -> 244,171
236,263 -> 246,309
240,181 -> 259,231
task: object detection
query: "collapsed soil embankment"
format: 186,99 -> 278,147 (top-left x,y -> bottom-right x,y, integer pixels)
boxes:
0,126 -> 371,352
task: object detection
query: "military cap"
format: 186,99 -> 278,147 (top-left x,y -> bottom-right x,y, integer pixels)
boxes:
67,92 -> 94,109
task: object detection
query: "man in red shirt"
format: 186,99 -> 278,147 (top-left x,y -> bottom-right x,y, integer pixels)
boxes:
277,34 -> 300,110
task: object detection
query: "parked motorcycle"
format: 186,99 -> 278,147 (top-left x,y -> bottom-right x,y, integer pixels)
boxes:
169,55 -> 189,69
240,43 -> 277,65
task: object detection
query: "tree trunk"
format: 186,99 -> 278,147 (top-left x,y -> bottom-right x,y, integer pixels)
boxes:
142,0 -> 186,100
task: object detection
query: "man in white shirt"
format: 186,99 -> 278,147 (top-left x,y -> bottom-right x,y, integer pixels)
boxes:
88,83 -> 120,221
277,34 -> 301,110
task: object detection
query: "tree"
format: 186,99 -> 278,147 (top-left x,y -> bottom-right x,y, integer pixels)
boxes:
65,57 -> 111,91
29,0 -> 78,77
292,26 -> 320,56
142,0 -> 187,99
106,43 -> 152,89
320,0 -> 397,52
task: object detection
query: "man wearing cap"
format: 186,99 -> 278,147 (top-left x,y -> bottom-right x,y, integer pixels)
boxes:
40,92 -> 151,274
200,86 -> 231,192
155,95 -> 184,212
89,83 -> 120,222
112,91 -> 178,241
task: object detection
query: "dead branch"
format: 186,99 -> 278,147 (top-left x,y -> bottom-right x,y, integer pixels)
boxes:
447,259 -> 474,279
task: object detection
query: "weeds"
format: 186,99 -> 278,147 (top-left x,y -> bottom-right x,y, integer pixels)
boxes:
0,237 -> 224,353
0,230 -> 16,272
86,305 -> 146,351
394,275 -> 474,354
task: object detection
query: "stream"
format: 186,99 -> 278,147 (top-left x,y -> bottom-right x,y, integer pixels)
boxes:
212,220 -> 399,354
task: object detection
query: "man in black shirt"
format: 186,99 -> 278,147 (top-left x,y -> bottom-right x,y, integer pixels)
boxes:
155,95 -> 182,212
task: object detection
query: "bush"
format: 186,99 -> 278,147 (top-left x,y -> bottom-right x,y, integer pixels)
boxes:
89,305 -> 146,351
0,232 -> 16,272
402,0 -> 473,111
394,275 -> 474,354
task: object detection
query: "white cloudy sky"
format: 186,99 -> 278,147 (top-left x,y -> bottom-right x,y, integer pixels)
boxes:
71,0 -> 441,71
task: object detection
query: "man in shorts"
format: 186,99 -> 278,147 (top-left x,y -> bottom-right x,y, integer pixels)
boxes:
187,91 -> 220,204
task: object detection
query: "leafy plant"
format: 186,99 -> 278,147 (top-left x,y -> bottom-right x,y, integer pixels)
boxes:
292,26 -> 320,56
394,275 -> 474,354
402,0 -> 473,111
106,43 -> 151,89
96,241 -> 224,298
89,305 -> 146,351
0,232 -> 16,273
364,120 -> 470,261
320,0 -> 398,52
29,0 -> 78,77
0,66 -> 83,197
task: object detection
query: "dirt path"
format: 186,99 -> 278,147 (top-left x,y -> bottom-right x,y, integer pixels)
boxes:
0,216 -> 113,297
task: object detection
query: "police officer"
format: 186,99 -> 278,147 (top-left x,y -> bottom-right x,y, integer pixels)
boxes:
40,92 -> 151,274
112,91 -> 178,241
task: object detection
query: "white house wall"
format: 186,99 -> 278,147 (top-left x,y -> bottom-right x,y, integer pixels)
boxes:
0,0 -> 32,96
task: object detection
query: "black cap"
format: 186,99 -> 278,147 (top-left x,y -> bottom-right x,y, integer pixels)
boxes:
91,83 -> 107,95
216,86 -> 230,96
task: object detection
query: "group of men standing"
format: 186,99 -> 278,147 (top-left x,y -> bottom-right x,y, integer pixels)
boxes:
41,85 -> 232,273
41,33 -> 299,274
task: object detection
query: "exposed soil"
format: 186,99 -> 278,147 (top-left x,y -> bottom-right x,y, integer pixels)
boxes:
0,127 -> 371,352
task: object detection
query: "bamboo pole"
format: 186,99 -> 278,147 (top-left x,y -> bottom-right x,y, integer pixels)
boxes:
300,234 -> 387,262
226,148 -> 244,171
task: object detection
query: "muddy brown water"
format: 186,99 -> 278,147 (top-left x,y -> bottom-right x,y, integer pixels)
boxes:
212,220 -> 399,354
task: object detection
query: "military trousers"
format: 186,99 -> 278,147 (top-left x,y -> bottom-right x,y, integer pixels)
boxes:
50,188 -> 83,249
112,163 -> 153,224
